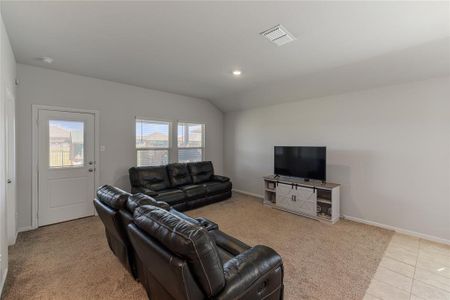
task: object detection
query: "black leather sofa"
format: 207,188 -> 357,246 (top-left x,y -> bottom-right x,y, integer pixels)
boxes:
129,205 -> 284,300
94,185 -> 284,300
94,185 -> 220,280
129,161 -> 231,211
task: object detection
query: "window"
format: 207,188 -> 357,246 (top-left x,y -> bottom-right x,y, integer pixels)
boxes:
49,120 -> 84,168
135,119 -> 205,166
178,122 -> 204,163
136,119 -> 170,166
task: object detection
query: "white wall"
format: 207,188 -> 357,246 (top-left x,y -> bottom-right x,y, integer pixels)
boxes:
0,11 -> 16,292
16,64 -> 224,230
224,77 -> 450,242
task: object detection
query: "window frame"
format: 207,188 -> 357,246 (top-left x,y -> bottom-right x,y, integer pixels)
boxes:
135,117 -> 206,166
135,118 -> 173,166
177,121 -> 205,163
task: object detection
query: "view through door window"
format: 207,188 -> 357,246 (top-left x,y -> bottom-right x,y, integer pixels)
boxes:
49,120 -> 84,168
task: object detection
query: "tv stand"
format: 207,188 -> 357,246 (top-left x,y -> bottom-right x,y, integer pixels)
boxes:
263,175 -> 340,224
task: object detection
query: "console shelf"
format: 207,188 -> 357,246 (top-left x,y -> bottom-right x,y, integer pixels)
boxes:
263,175 -> 340,224
317,199 -> 332,204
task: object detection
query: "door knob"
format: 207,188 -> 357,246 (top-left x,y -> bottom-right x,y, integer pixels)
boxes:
88,168 -> 94,172
7,179 -> 12,184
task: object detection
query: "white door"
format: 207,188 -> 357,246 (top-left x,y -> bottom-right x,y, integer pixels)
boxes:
38,110 -> 95,226
5,88 -> 16,244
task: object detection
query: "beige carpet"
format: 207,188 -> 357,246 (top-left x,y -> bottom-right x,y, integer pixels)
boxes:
2,217 -> 147,300
2,193 -> 393,300
187,194 -> 393,299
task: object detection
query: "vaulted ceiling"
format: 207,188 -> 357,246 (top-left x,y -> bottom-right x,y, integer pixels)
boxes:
2,1 -> 449,111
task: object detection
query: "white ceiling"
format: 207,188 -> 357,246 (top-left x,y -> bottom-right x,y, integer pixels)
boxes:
2,1 -> 449,112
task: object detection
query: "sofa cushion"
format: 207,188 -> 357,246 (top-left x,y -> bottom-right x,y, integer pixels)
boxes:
203,181 -> 232,196
179,184 -> 206,199
188,161 -> 214,184
96,185 -> 130,210
133,206 -> 225,297
129,166 -> 170,191
126,193 -> 170,213
153,188 -> 186,205
167,163 -> 193,187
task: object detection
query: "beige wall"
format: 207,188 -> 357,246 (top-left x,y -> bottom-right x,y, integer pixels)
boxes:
224,77 -> 450,242
16,64 -> 224,230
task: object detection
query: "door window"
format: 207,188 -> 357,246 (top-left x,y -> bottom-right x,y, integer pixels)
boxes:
49,120 -> 84,168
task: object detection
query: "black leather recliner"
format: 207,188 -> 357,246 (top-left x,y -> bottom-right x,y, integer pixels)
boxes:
128,205 -> 284,300
129,161 -> 231,211
95,185 -> 221,280
94,185 -> 136,277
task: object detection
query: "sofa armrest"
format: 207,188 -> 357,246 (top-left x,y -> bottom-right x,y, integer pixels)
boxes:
215,245 -> 283,300
212,175 -> 230,183
195,217 -> 219,231
210,230 -> 250,256
130,187 -> 159,197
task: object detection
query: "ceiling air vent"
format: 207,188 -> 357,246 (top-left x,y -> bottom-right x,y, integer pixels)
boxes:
260,24 -> 296,46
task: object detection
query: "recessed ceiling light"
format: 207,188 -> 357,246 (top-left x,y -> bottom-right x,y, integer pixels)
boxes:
37,56 -> 54,64
232,70 -> 242,76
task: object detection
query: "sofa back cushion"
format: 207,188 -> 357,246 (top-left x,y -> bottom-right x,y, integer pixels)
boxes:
188,161 -> 214,184
126,193 -> 170,213
133,205 -> 225,297
129,166 -> 171,191
96,185 -> 130,210
167,163 -> 193,187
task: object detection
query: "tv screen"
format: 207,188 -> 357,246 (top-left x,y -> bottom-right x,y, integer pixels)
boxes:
274,146 -> 326,181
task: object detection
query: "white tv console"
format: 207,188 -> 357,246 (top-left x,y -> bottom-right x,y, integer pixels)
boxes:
263,175 -> 340,224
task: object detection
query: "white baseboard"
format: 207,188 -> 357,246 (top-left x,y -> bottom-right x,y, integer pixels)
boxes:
7,232 -> 17,246
0,268 -> 7,296
343,215 -> 450,246
232,188 -> 450,246
232,189 -> 263,199
17,226 -> 33,233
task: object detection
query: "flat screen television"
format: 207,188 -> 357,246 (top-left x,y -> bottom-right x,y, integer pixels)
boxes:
274,146 -> 326,181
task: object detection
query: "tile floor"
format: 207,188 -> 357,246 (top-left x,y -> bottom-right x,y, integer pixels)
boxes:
364,233 -> 450,300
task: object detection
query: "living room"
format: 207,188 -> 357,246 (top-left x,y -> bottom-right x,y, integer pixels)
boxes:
0,1 -> 449,300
